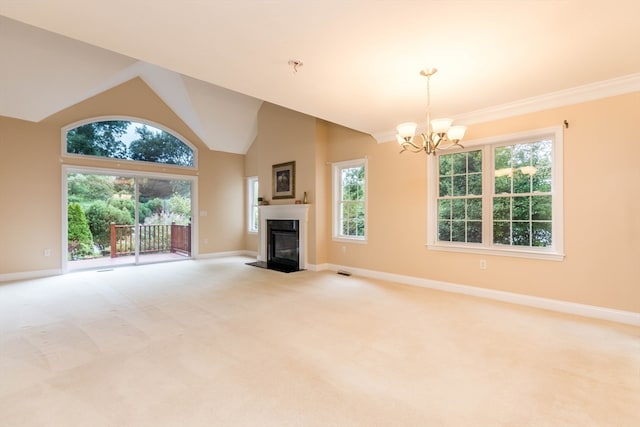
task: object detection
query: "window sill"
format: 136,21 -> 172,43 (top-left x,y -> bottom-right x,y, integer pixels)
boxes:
426,243 -> 564,261
333,236 -> 368,244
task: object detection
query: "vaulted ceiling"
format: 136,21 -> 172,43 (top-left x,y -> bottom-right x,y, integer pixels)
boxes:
1,1 -> 639,154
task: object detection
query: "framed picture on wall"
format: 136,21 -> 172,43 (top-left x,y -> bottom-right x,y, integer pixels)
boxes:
272,161 -> 295,199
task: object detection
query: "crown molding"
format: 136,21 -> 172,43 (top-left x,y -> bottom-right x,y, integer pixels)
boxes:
373,73 -> 640,143
454,72 -> 640,124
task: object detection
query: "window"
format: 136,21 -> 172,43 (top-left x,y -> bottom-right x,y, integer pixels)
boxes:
493,141 -> 553,247
437,150 -> 483,244
333,159 -> 367,241
64,119 -> 195,167
247,176 -> 259,233
428,127 -> 563,260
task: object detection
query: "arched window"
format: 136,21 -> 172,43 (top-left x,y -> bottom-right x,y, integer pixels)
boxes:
64,119 -> 195,167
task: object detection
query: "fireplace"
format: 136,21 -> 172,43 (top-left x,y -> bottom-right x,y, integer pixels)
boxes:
267,219 -> 299,272
258,204 -> 309,271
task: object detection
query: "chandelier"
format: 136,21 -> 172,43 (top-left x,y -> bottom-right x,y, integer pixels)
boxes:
396,68 -> 466,155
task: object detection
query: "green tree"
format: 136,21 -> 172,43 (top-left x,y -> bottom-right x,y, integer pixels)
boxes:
66,121 -> 130,158
139,197 -> 164,223
171,180 -> 192,197
85,201 -> 133,251
169,193 -> 191,218
138,177 -> 173,202
129,125 -> 193,166
67,173 -> 115,205
110,198 -> 135,221
142,194 -> 191,226
67,203 -> 94,258
113,176 -> 134,197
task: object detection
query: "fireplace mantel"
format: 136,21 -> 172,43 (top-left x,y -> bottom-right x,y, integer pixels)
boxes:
258,204 -> 310,270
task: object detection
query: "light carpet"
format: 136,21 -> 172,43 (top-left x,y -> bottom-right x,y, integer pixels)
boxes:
1,257 -> 638,426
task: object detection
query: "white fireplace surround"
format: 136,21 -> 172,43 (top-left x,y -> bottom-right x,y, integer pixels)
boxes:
258,204 -> 310,270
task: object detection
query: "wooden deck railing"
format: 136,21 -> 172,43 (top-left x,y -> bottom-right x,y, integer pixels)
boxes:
110,223 -> 191,258
171,223 -> 191,255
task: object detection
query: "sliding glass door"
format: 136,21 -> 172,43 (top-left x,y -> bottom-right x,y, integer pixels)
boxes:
65,168 -> 194,271
137,177 -> 192,264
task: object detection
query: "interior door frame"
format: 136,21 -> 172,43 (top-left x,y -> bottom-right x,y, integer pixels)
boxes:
61,165 -> 198,273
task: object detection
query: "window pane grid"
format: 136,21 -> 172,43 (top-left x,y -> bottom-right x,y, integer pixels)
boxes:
437,197 -> 483,243
429,129 -> 561,258
340,200 -> 365,237
492,140 -> 553,248
437,150 -> 483,243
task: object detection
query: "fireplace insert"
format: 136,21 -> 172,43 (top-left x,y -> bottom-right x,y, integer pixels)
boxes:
267,219 -> 300,272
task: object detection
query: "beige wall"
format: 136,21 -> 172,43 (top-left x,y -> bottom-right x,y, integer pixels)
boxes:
2,74 -> 637,314
244,103 -> 323,263
324,92 -> 640,313
0,117 -> 62,273
0,78 -> 245,275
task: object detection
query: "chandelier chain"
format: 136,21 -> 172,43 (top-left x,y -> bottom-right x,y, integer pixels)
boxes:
426,71 -> 431,138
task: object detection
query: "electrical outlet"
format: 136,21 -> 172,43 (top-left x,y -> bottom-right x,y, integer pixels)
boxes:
479,259 -> 487,270
43,249 -> 51,257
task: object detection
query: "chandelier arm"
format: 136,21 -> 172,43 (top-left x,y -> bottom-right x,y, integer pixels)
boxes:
400,142 -> 426,153
400,147 -> 423,153
401,147 -> 425,154
439,141 -> 465,151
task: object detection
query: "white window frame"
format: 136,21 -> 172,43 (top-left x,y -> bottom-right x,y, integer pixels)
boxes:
332,158 -> 368,243
247,176 -> 259,234
427,126 -> 564,261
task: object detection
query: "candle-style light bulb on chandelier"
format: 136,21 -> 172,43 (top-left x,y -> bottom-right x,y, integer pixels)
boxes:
396,68 -> 466,155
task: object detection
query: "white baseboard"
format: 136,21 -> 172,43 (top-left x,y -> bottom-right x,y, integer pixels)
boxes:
307,263 -> 329,272
0,269 -> 62,283
0,251 -> 257,282
327,264 -> 640,326
197,250 -> 255,259
4,260 -> 637,326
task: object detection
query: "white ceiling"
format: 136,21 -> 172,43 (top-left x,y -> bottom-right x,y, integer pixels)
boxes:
2,1 -> 640,154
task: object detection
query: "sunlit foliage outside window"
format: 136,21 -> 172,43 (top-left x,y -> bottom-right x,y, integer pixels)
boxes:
66,120 -> 194,167
334,161 -> 366,240
436,138 -> 553,249
248,177 -> 259,233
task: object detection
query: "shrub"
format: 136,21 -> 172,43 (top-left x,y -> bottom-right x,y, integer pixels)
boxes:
67,203 -> 94,258
168,193 -> 191,218
144,211 -> 190,226
85,201 -> 133,250
139,197 -> 164,223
